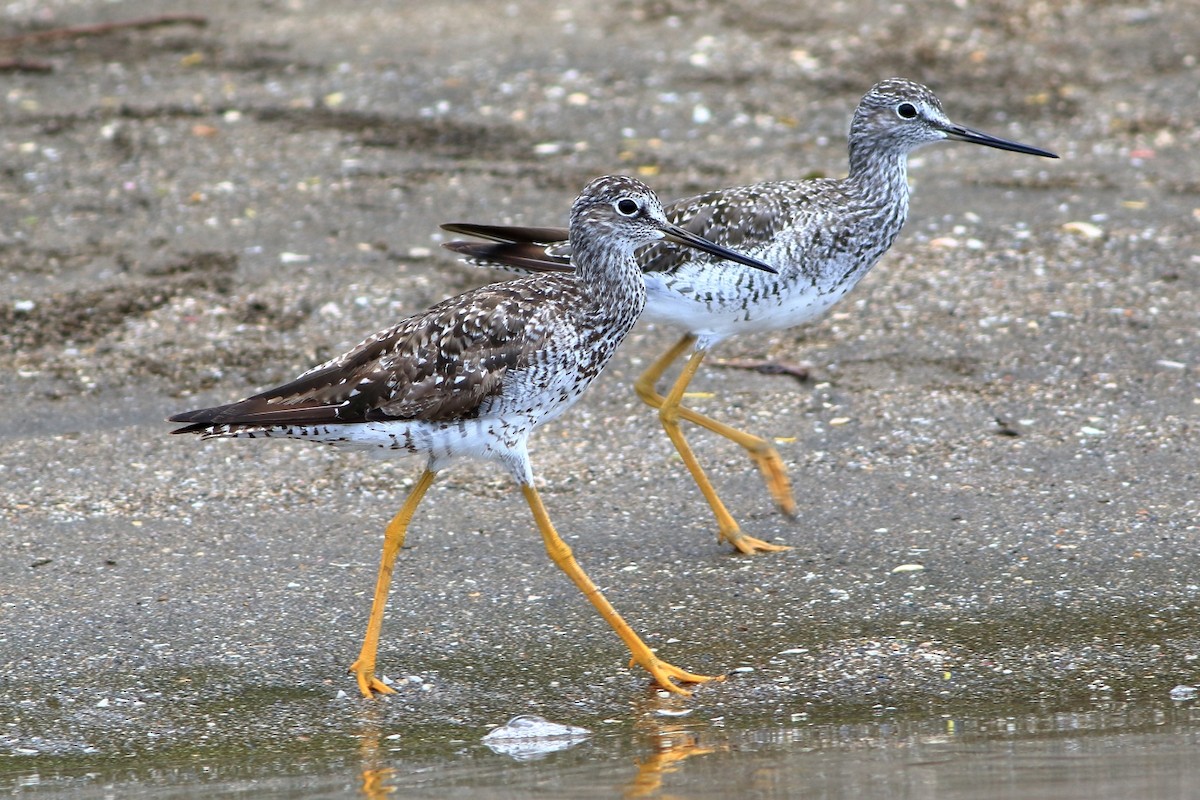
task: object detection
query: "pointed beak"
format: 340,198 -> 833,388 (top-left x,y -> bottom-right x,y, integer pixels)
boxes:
941,122 -> 1059,159
659,222 -> 779,273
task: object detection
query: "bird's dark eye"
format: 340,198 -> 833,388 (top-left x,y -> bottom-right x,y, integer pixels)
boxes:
615,198 -> 639,216
897,102 -> 918,119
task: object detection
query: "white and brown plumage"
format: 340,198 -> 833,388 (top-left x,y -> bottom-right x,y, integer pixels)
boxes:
442,79 -> 1059,554
170,175 -> 776,698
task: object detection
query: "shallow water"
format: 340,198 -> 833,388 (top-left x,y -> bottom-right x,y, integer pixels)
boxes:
6,699 -> 1199,799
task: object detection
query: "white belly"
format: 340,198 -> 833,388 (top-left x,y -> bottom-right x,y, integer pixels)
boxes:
642,259 -> 863,347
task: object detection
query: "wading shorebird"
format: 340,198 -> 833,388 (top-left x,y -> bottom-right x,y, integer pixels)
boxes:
442,78 -> 1058,555
169,176 -> 777,697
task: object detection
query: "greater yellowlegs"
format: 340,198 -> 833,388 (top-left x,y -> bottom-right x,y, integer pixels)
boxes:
169,175 -> 777,697
442,78 -> 1058,555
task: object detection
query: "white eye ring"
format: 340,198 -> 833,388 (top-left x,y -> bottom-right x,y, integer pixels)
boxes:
897,102 -> 918,119
615,198 -> 639,216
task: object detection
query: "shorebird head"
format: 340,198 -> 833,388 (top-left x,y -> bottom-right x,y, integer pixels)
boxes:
850,77 -> 1058,161
569,176 -> 778,273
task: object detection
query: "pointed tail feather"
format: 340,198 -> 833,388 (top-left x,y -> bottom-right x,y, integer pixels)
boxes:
440,222 -> 569,245
441,240 -> 573,275
440,222 -> 573,275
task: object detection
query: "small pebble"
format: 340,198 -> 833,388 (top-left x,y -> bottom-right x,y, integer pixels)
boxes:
1169,685 -> 1197,701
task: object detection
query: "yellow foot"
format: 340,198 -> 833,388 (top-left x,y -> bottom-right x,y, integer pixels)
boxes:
349,659 -> 397,698
750,447 -> 798,518
720,528 -> 793,555
632,655 -> 723,695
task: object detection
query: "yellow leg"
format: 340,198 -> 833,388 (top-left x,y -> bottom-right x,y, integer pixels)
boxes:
634,333 -> 698,407
636,335 -> 797,519
349,468 -> 437,698
521,484 -> 720,695
636,339 -> 791,554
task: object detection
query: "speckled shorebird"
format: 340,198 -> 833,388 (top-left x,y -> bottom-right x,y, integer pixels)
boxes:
169,175 -> 776,698
441,78 -> 1058,555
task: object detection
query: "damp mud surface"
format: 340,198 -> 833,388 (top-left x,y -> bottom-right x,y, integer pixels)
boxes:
1,0 -> 1198,794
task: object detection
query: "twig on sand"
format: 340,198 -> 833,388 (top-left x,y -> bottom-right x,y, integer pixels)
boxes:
712,358 -> 813,383
0,14 -> 207,47
0,58 -> 54,72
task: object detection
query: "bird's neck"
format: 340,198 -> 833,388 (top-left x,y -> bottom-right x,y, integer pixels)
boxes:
846,141 -> 912,214
570,237 -> 648,319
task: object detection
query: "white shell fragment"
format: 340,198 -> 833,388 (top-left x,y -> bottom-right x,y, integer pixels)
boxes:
482,714 -> 592,761
1062,221 -> 1104,240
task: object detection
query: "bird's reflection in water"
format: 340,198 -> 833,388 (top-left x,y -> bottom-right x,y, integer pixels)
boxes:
625,690 -> 725,798
360,764 -> 396,800
356,706 -> 397,800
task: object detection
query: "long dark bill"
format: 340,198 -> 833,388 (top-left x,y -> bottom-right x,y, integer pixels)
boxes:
943,124 -> 1059,159
660,223 -> 779,273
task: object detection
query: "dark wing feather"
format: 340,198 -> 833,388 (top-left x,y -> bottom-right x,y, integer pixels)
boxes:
170,279 -> 569,433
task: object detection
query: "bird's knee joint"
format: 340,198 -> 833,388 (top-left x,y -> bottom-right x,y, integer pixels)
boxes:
545,540 -> 574,564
